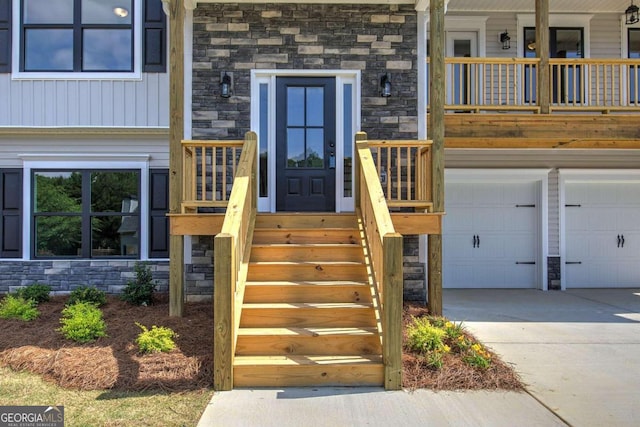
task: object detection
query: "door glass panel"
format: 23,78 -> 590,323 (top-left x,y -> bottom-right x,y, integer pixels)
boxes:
286,128 -> 305,167
306,128 -> 324,168
453,40 -> 471,57
259,83 -> 269,197
629,29 -> 640,103
343,83 -> 353,197
306,87 -> 324,127
287,87 -> 305,126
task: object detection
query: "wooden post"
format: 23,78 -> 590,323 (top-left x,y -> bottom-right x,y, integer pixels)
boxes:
354,132 -> 368,211
428,0 -> 445,316
383,233 -> 403,390
213,234 -> 234,390
168,0 -> 185,317
536,0 -> 550,114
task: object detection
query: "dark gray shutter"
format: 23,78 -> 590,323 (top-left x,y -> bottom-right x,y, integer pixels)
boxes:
0,0 -> 11,73
149,169 -> 169,258
1,169 -> 22,258
143,0 -> 166,72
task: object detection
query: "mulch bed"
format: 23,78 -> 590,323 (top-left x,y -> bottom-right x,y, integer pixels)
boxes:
0,295 -> 523,392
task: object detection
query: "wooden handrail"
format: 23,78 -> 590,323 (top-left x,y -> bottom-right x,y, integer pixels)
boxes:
213,131 -> 258,391
355,132 -> 403,390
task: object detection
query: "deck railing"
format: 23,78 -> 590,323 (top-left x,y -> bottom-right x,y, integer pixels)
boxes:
181,139 -> 244,213
427,57 -> 640,113
213,131 -> 258,391
355,132 -> 403,390
365,139 -> 433,212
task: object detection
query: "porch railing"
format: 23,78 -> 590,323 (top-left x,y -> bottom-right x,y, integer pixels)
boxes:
365,139 -> 433,212
213,131 -> 258,391
427,57 -> 640,113
181,139 -> 244,213
355,132 -> 403,390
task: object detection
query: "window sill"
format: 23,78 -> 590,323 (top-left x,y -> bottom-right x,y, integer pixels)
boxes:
11,70 -> 143,81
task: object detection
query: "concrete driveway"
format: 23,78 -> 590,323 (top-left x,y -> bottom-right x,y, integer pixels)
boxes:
444,289 -> 640,427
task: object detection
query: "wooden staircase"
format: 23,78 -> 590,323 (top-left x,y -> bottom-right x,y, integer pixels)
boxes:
233,213 -> 384,387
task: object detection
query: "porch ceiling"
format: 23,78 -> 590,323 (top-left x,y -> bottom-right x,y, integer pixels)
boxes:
448,0 -> 633,14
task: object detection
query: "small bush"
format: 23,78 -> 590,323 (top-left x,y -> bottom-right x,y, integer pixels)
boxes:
135,323 -> 178,353
407,316 -> 447,353
59,302 -> 107,343
0,295 -> 40,321
121,262 -> 155,306
67,286 -> 107,307
16,283 -> 51,304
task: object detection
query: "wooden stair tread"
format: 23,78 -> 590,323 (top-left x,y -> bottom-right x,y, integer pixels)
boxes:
237,327 -> 379,337
234,355 -> 383,366
249,261 -> 365,266
245,280 -> 368,286
243,302 -> 373,309
251,243 -> 362,248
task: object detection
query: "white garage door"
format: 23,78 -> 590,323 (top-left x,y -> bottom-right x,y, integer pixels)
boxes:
444,181 -> 539,288
565,182 -> 640,288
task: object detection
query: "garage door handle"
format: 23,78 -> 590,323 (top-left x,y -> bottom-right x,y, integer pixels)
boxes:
477,235 -> 480,248
473,235 -> 477,248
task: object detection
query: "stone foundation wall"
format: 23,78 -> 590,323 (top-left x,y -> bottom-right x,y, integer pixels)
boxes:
0,261 -> 169,295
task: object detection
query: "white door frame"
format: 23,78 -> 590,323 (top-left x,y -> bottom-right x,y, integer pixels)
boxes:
558,169 -> 640,290
444,168 -> 551,290
250,70 -> 361,213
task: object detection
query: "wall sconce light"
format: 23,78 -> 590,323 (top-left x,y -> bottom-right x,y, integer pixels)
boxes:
380,73 -> 391,97
220,72 -> 233,98
626,1 -> 639,25
500,30 -> 511,50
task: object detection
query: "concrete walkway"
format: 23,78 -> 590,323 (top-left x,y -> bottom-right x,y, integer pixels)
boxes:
198,289 -> 640,427
444,288 -> 640,427
197,388 -> 564,427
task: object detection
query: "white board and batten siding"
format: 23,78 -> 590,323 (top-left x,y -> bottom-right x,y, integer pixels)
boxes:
560,170 -> 640,289
443,169 -> 549,289
0,74 -> 169,128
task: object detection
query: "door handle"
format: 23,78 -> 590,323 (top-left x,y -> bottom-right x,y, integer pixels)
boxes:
621,234 -> 625,248
476,235 -> 480,248
473,235 -> 476,248
618,235 -> 621,248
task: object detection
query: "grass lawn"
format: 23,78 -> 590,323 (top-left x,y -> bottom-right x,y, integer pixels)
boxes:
0,366 -> 213,427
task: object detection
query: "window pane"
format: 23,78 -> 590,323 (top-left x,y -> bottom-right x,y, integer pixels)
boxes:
92,216 -> 138,257
24,29 -> 73,71
82,0 -> 132,24
35,216 -> 81,257
83,29 -> 132,71
34,172 -> 82,213
91,171 -> 139,212
630,29 -> 640,59
306,128 -> 324,168
287,87 -> 305,126
306,87 -> 324,127
287,128 -> 305,168
24,0 -> 73,24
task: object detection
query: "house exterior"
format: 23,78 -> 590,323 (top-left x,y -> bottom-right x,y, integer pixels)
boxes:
1,0 -> 639,303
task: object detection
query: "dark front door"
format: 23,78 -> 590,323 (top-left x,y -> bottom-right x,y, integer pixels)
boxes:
276,77 -> 336,212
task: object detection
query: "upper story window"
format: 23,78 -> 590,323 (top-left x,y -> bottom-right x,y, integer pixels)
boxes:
22,0 -> 133,72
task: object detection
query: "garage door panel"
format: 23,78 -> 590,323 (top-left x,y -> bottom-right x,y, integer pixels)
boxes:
444,180 -> 539,289
565,181 -> 640,289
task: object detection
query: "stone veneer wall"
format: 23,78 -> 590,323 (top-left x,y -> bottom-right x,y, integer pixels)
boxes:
185,3 -> 426,301
0,261 -> 169,295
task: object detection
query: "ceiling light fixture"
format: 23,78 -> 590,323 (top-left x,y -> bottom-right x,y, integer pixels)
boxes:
113,7 -> 129,18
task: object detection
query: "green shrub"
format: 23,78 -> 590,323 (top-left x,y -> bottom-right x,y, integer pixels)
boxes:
0,295 -> 40,321
67,286 -> 107,307
406,316 -> 447,353
121,262 -> 155,306
59,302 -> 107,343
16,284 -> 51,304
135,323 -> 178,353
